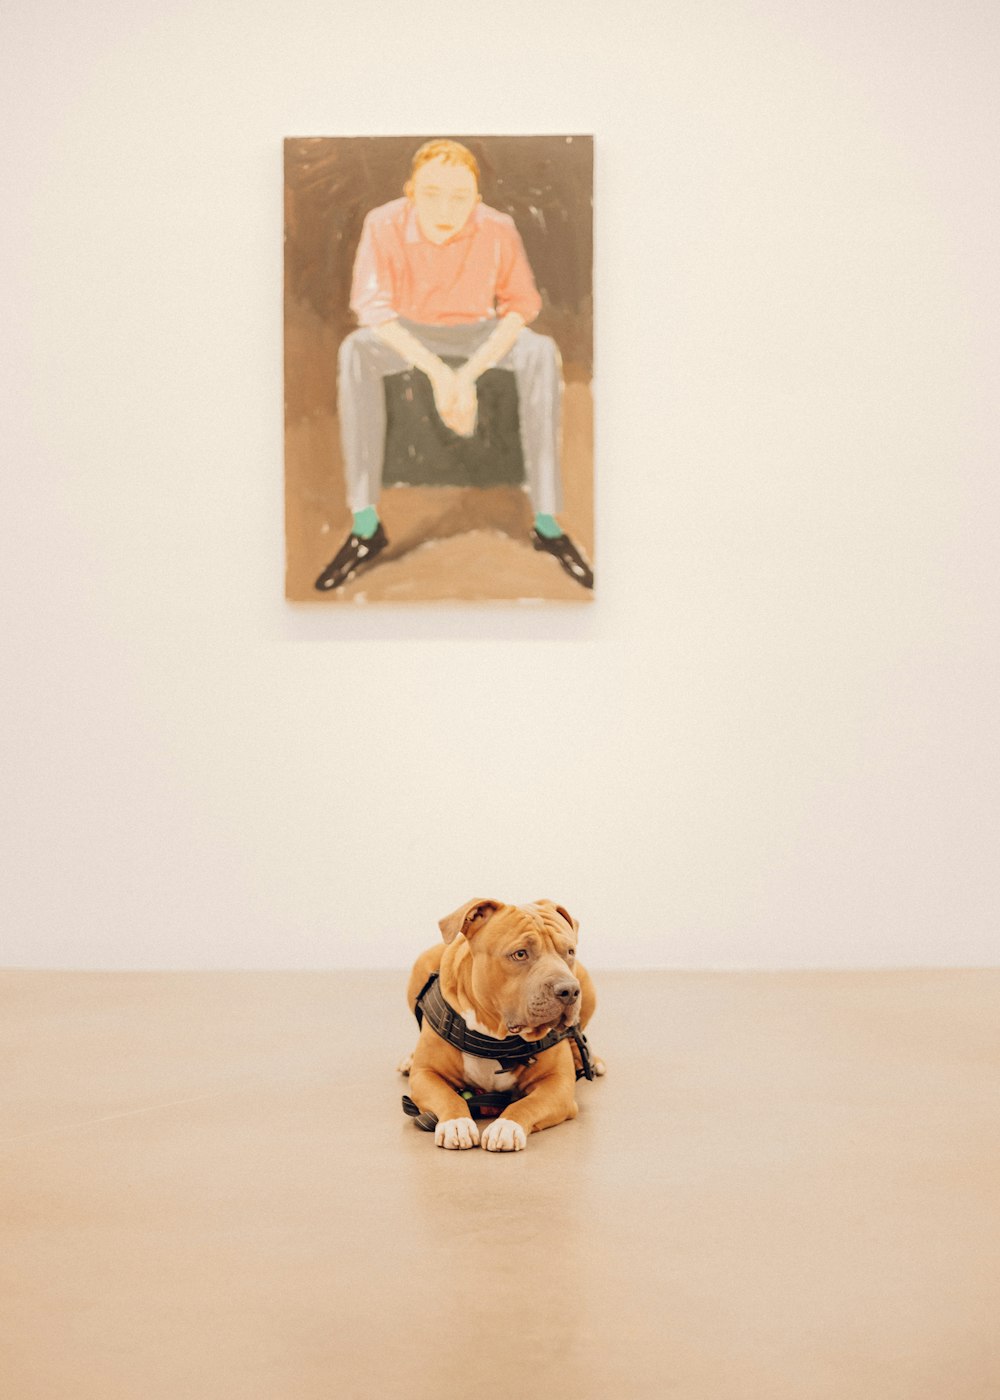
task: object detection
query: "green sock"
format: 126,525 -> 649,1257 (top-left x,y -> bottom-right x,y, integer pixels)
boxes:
534,513 -> 564,539
353,507 -> 380,539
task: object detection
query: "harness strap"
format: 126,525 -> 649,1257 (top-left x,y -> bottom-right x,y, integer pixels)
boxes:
402,1090 -> 512,1130
402,976 -> 596,1128
413,973 -> 595,1080
569,1024 -> 596,1082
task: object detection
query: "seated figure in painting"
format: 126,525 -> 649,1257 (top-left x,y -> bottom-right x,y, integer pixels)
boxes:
314,138 -> 593,593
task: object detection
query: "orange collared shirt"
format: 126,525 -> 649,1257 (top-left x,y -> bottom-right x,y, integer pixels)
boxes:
349,198 -> 543,328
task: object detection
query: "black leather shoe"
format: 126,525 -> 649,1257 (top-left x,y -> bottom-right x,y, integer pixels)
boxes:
530,530 -> 594,589
314,523 -> 389,592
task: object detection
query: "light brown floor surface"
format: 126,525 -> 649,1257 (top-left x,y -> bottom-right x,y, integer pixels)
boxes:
1,970 -> 998,1399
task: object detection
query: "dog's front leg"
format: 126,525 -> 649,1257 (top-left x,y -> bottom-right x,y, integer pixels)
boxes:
480,1074 -> 578,1153
407,1067 -> 480,1150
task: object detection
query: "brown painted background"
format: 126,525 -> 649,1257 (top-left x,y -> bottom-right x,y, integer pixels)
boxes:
284,135 -> 594,603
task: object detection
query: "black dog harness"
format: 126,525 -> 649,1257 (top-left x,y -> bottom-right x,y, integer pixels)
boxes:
401,972 -> 594,1131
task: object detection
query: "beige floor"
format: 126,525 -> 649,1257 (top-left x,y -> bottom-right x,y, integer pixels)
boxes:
1,970 -> 998,1400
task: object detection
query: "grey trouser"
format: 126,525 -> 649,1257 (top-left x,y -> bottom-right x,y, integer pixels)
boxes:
337,318 -> 563,515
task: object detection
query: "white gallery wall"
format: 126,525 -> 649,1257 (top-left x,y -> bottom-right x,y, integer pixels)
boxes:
2,0 -> 997,969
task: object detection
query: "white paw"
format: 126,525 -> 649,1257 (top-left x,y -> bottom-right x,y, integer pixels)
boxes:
397,1053 -> 413,1076
435,1117 -> 480,1150
480,1119 -> 527,1153
592,1056 -> 607,1077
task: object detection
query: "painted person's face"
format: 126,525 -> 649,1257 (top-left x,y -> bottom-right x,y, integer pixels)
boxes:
411,158 -> 479,244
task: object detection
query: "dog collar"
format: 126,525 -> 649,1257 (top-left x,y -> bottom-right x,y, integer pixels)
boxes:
413,972 -> 594,1080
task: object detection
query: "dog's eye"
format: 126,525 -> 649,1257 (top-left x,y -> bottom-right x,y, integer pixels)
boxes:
510,949 -> 530,962
567,949 -> 576,959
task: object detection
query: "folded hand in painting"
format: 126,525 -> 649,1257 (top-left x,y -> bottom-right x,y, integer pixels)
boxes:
428,361 -> 478,438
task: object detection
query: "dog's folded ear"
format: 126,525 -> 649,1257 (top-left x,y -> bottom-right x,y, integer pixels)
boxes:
438,898 -> 503,944
535,900 -> 579,934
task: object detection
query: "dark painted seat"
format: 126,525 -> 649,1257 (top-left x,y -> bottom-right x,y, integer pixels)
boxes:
381,359 -> 525,489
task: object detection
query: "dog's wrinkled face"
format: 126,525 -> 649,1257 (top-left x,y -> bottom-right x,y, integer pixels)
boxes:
438,899 -> 582,1040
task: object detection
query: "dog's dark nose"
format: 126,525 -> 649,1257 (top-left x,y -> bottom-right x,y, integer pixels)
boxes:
552,980 -> 581,1003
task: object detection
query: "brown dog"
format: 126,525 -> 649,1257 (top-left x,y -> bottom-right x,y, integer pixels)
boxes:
399,898 -> 604,1151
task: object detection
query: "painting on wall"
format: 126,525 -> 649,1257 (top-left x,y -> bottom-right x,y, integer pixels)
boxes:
284,135 -> 594,604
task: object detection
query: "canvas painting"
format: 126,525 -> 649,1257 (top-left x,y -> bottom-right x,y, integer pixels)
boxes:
284,135 -> 594,603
